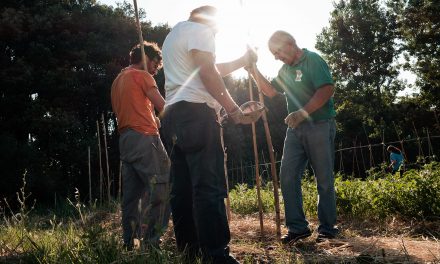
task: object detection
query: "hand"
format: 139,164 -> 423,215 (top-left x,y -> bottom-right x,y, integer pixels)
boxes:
284,109 -> 309,128
155,116 -> 161,128
244,46 -> 258,67
228,107 -> 260,125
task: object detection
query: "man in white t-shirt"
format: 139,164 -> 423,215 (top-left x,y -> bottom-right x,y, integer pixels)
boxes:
161,5 -> 257,264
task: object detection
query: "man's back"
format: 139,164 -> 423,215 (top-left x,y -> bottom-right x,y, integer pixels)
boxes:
111,67 -> 158,135
162,21 -> 218,109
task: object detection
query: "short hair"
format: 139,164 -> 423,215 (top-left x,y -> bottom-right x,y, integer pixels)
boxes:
189,5 -> 217,22
129,41 -> 162,67
268,30 -> 296,48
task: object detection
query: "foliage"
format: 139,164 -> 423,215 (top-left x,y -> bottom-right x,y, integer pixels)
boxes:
0,0 -> 171,204
230,162 -> 440,220
229,183 -> 276,215
390,0 -> 440,108
0,187 -> 182,263
1,0 -> 440,207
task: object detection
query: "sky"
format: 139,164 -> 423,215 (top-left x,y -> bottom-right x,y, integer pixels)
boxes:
99,0 -> 416,94
98,0 -> 335,78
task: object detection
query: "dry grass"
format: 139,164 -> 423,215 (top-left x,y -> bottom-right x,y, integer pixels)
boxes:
103,209 -> 439,263
224,213 -> 440,263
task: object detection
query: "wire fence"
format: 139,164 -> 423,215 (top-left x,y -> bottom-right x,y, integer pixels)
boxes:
226,134 -> 440,188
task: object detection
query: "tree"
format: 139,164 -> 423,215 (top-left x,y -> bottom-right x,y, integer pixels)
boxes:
392,0 -> 440,108
316,0 -> 402,146
0,0 -> 170,204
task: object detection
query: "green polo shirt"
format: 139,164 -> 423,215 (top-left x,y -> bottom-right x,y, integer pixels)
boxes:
271,49 -> 336,121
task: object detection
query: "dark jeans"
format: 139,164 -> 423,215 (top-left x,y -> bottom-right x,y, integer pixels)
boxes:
161,101 -> 230,258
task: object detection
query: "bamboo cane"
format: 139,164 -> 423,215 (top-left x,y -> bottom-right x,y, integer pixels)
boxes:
118,160 -> 122,201
88,146 -> 92,205
248,73 -> 264,236
392,121 -> 407,161
96,120 -> 103,204
412,121 -> 425,159
133,0 -> 148,71
251,66 -> 281,239
101,113 -> 111,202
220,125 -> 232,222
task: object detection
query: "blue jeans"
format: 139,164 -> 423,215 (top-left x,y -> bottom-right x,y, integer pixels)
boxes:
280,119 -> 338,235
161,101 -> 230,258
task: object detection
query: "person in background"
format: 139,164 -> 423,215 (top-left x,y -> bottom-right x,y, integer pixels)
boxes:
161,5 -> 258,264
246,30 -> 339,244
387,145 -> 404,175
111,41 -> 170,250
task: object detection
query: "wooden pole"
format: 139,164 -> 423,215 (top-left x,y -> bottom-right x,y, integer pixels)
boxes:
97,120 -> 103,204
88,146 -> 92,205
133,0 -> 148,71
412,121 -> 425,160
339,142 -> 344,173
220,125 -> 232,222
101,113 -> 111,203
392,121 -> 407,161
251,67 -> 281,239
118,160 -> 122,201
363,124 -> 375,168
248,74 -> 264,236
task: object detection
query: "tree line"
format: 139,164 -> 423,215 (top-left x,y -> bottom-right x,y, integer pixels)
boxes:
0,0 -> 438,206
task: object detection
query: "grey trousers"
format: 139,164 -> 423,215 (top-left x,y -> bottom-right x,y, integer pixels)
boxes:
119,129 -> 171,247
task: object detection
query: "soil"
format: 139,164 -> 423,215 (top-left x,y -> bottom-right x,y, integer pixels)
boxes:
221,213 -> 440,263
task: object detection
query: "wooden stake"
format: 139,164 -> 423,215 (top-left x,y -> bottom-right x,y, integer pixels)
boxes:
97,120 -> 103,204
88,146 -> 92,205
101,113 -> 111,203
220,125 -> 232,222
118,160 -> 122,201
251,67 -> 281,239
392,121 -> 407,161
133,0 -> 148,71
248,73 -> 264,236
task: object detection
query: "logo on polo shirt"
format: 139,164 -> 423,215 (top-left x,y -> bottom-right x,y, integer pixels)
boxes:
295,70 -> 302,82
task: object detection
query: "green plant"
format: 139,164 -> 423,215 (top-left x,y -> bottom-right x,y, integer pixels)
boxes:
229,183 -> 276,215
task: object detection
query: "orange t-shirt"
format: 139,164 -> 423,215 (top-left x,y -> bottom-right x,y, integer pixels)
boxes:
111,67 -> 159,135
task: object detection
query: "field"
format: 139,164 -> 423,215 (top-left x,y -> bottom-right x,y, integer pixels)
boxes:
1,163 -> 439,263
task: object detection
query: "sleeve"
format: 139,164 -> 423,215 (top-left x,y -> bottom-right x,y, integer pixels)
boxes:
309,53 -> 334,90
270,66 -> 287,94
134,71 -> 158,95
187,24 -> 215,53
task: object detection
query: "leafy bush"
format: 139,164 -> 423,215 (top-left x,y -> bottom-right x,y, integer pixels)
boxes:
336,162 -> 440,219
229,183 -> 276,215
229,162 -> 440,220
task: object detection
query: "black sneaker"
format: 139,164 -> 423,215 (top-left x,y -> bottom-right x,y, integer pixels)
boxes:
281,229 -> 312,244
316,232 -> 336,243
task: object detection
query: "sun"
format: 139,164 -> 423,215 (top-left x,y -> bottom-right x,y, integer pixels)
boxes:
211,1 -> 283,78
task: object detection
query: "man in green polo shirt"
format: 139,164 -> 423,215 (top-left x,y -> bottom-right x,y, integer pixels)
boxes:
247,30 -> 338,244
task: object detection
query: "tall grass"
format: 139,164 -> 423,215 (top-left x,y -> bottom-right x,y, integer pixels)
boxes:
0,174 -> 184,263
229,162 -> 440,220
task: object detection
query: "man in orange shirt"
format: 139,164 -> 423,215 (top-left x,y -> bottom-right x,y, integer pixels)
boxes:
111,41 -> 170,250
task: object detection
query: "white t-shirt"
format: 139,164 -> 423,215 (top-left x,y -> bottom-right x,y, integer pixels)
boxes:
162,21 -> 221,111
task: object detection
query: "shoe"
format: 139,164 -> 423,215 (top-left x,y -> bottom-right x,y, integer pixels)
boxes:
281,229 -> 312,244
316,232 -> 336,243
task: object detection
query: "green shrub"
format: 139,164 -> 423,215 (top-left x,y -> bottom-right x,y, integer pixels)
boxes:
335,162 -> 440,219
229,162 -> 440,220
229,183 -> 276,215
